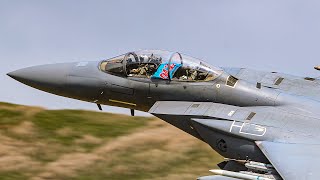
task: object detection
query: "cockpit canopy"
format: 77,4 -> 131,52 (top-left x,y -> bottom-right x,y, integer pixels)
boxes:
100,50 -> 223,82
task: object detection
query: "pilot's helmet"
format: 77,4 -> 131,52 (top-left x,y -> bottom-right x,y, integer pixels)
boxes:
140,55 -> 149,62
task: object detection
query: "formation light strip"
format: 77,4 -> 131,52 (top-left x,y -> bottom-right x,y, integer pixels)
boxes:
109,99 -> 137,106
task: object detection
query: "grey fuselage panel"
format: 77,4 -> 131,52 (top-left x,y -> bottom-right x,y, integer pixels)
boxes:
9,56 -> 320,180
224,67 -> 320,101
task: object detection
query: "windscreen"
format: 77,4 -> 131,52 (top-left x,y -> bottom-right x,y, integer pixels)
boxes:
100,54 -> 125,76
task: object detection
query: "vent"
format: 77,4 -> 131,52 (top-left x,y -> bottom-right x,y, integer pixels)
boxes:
274,77 -> 284,85
246,112 -> 256,121
226,76 -> 238,87
256,82 -> 261,89
191,104 -> 200,108
305,77 -> 315,81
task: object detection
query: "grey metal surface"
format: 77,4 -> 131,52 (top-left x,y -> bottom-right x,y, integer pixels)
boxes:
256,141 -> 320,180
225,67 -> 320,101
8,50 -> 320,179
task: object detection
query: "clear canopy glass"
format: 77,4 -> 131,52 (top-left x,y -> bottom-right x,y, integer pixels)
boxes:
100,50 -> 223,82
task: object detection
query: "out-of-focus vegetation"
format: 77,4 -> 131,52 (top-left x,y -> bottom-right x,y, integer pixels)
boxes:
0,102 -> 223,180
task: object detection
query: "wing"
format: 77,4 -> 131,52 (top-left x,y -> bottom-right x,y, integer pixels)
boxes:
149,101 -> 320,179
148,101 -> 313,141
148,101 -> 273,141
256,141 -> 320,180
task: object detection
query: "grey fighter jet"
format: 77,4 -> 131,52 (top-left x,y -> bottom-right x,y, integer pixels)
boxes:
7,50 -> 320,180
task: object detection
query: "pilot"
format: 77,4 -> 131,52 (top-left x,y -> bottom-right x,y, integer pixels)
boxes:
149,56 -> 162,65
182,69 -> 198,80
176,68 -> 190,81
129,64 -> 161,78
190,70 -> 198,80
197,71 -> 209,80
145,64 -> 157,77
139,55 -> 149,63
129,64 -> 150,76
180,75 -> 188,80
130,66 -> 146,75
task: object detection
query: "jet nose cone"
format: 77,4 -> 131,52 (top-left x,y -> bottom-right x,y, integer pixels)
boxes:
7,63 -> 72,93
7,71 -> 17,79
7,69 -> 31,82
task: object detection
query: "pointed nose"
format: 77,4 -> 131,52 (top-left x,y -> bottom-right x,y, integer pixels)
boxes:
7,63 -> 73,93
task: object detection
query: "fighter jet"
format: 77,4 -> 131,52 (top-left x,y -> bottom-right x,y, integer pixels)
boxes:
7,50 -> 320,180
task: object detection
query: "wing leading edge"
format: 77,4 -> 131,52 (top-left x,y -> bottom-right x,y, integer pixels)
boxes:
256,141 -> 320,180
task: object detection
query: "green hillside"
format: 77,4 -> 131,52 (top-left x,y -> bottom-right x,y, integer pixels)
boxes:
0,102 -> 223,180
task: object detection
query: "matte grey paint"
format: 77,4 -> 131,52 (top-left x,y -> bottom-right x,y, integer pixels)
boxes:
8,52 -> 320,180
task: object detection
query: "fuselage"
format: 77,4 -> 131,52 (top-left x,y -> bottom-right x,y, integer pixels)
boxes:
24,61 -> 279,111
8,50 -> 320,165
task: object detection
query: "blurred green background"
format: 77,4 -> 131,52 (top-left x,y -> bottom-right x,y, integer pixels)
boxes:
0,102 -> 222,180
